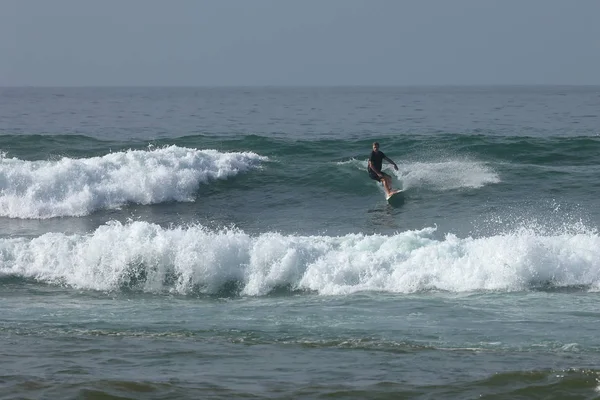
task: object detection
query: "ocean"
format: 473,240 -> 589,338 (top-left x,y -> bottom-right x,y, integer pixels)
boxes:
1,86 -> 599,399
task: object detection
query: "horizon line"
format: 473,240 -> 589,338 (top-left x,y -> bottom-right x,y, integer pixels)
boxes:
2,83 -> 600,89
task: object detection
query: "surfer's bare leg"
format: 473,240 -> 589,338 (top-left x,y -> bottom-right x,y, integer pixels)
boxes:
382,174 -> 393,195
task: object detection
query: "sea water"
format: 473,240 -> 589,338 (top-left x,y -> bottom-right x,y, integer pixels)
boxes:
1,86 -> 600,399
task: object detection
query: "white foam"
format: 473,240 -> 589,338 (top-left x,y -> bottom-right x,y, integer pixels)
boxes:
0,146 -> 267,219
398,160 -> 500,190
1,221 -> 599,296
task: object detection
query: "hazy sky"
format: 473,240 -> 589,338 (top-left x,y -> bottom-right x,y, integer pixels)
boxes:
2,0 -> 599,86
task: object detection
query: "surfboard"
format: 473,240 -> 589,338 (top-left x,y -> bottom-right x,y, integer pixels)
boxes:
386,190 -> 404,206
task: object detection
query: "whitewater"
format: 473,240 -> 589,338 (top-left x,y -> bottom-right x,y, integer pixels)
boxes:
2,220 -> 598,296
0,145 -> 266,218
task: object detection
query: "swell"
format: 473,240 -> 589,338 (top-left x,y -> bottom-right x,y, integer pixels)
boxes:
171,133 -> 600,166
1,133 -> 596,215
2,369 -> 598,400
3,133 -> 599,165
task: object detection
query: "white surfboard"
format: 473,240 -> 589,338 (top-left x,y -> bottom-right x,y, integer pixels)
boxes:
386,190 -> 404,205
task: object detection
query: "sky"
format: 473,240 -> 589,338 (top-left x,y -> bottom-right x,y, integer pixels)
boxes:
1,0 -> 599,86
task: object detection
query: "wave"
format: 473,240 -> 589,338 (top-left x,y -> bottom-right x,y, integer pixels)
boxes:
0,146 -> 267,219
178,133 -> 600,165
7,133 -> 600,164
2,369 -> 598,400
1,221 -> 599,296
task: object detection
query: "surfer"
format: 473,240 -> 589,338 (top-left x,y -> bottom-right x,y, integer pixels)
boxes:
368,141 -> 399,197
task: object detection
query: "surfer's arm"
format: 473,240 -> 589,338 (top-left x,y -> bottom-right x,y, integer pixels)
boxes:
384,156 -> 399,171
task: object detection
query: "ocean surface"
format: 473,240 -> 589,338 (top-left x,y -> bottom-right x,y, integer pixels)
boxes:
1,86 -> 600,399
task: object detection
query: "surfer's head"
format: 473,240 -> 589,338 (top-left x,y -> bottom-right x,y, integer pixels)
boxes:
372,142 -> 380,151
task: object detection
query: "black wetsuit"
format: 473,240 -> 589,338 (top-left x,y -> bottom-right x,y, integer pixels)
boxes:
368,150 -> 386,181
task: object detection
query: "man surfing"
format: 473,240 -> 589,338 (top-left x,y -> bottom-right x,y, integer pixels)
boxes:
368,141 -> 399,197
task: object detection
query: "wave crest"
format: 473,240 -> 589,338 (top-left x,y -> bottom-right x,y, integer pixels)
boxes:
0,146 -> 267,219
